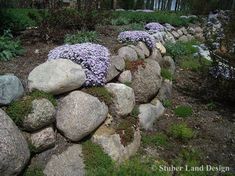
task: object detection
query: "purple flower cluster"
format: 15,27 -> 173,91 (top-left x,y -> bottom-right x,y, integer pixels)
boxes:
48,43 -> 110,86
118,31 -> 156,49
145,22 -> 165,32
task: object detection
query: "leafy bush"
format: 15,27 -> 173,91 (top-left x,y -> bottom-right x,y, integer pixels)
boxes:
48,43 -> 110,86
64,31 -> 98,44
170,123 -> 194,141
174,105 -> 193,118
0,8 -> 43,32
161,68 -> 173,80
6,90 -> 56,126
165,41 -> 198,58
112,11 -> 192,27
118,31 -> 155,49
142,133 -> 169,147
0,30 -> 24,61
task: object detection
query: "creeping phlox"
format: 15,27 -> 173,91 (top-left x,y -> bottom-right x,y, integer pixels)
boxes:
118,31 -> 156,49
145,22 -> 165,32
48,43 -> 110,86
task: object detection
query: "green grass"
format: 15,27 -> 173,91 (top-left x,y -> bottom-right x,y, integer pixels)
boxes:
112,11 -> 195,27
174,105 -> 193,118
64,31 -> 98,44
6,90 -> 56,126
161,68 -> 173,80
142,133 -> 169,147
84,87 -> 113,105
162,99 -> 172,108
165,41 -> 198,58
23,166 -> 44,176
170,123 -> 194,141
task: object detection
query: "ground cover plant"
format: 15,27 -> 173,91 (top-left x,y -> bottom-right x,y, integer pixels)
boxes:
161,68 -> 173,80
170,123 -> 194,141
174,105 -> 193,118
0,30 -> 24,61
64,31 -> 98,44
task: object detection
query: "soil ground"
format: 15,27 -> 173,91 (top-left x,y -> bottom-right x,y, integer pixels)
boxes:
1,25 -> 234,174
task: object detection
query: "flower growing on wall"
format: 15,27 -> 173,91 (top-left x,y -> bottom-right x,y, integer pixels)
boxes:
145,22 -> 165,32
48,43 -> 110,86
118,31 -> 156,49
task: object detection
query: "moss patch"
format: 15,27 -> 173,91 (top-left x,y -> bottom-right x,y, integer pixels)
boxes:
142,132 -> 169,148
115,116 -> 138,146
170,123 -> 194,141
83,87 -> 113,105
174,105 -> 193,118
23,166 -> 44,176
6,90 -> 56,126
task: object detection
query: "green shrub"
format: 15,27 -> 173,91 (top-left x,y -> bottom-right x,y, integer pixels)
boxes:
83,87 -> 113,105
161,68 -> 173,80
170,123 -> 194,141
23,166 -> 44,176
165,41 -> 198,58
64,31 -> 98,44
174,105 -> 193,118
0,30 -> 24,61
142,133 -> 169,147
6,90 -> 56,126
162,99 -> 172,108
111,17 -> 130,25
82,140 -> 114,176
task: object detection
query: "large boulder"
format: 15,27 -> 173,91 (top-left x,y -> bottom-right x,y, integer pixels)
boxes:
132,59 -> 162,103
30,127 -> 56,153
164,32 -> 176,43
28,59 -> 86,95
105,83 -> 135,116
171,31 -> 180,39
156,42 -> 166,54
178,35 -> 189,43
56,91 -> 108,141
137,42 -> 150,57
139,101 -> 165,130
118,46 -> 138,61
22,98 -> 56,132
160,56 -> 176,75
149,48 -> 163,63
0,109 -> 30,176
0,74 -> 24,105
106,55 -> 125,82
44,145 -> 85,176
129,45 -> 145,59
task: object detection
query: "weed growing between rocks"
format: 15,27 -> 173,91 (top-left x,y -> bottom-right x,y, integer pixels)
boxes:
174,105 -> 193,118
162,99 -> 172,108
23,166 -> 44,176
83,87 -> 113,105
123,81 -> 132,87
161,68 -> 173,80
169,123 -> 194,141
6,90 -> 56,125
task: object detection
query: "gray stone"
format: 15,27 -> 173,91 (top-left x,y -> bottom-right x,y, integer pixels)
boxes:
156,42 -> 166,54
156,80 -> 173,101
171,31 -> 180,39
56,91 -> 108,141
129,45 -> 145,59
180,27 -> 188,35
0,74 -> 24,105
187,34 -> 194,41
164,23 -> 175,31
139,101 -> 165,130
137,42 -> 150,57
177,29 -> 183,36
118,70 -> 132,83
30,127 -> 56,152
164,32 -> 176,43
188,27 -> 195,35
105,83 -> 135,116
132,59 -> 162,103
161,56 -> 176,75
195,26 -> 203,33
0,109 -> 30,176
118,46 -> 138,61
23,98 -> 56,132
28,59 -> 86,95
178,35 -> 189,42
44,145 -> 85,176
92,125 -> 141,163
152,32 -> 166,43
149,48 -> 163,63
106,55 -> 125,82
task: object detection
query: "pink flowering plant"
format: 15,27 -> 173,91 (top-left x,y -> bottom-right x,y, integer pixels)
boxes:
118,31 -> 156,49
48,43 -> 110,86
145,22 -> 165,32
